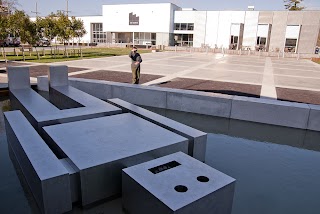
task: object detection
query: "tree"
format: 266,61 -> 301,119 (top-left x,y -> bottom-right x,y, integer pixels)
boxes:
284,0 -> 305,11
0,14 -> 9,61
1,0 -> 19,14
56,11 -> 72,57
8,10 -> 26,55
70,16 -> 86,56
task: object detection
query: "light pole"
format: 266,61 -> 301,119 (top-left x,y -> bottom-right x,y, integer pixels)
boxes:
31,1 -> 40,18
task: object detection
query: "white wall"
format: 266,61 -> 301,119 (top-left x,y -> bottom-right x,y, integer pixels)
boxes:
205,11 -> 219,48
102,3 -> 173,33
242,11 -> 259,49
193,11 -> 207,47
174,11 -> 196,23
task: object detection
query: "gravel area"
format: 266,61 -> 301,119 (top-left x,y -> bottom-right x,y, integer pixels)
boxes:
277,87 -> 320,105
72,70 -> 163,84
157,78 -> 261,98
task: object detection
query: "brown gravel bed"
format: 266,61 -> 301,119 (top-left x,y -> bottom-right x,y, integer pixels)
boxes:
28,65 -> 86,77
157,78 -> 261,98
277,87 -> 320,105
72,70 -> 163,84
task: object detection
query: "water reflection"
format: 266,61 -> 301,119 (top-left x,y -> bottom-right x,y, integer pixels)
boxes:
142,106 -> 320,152
1,98 -> 320,214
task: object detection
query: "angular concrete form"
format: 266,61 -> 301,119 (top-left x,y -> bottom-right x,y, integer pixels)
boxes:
8,66 -> 121,131
231,96 -> 310,129
48,65 -> 69,87
112,84 -> 167,108
42,113 -> 189,206
37,75 -> 49,92
307,104 -> 320,132
167,89 -> 233,118
108,98 -> 207,162
4,111 -> 72,214
7,66 -> 31,90
122,152 -> 236,214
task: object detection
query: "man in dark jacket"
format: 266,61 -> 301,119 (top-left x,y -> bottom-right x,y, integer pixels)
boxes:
129,46 -> 142,84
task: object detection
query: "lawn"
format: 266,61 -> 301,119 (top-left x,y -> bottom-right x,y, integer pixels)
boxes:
0,47 -> 151,63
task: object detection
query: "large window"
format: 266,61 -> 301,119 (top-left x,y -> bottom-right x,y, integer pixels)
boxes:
230,36 -> 239,50
285,38 -> 297,53
91,23 -> 106,43
174,34 -> 193,47
134,32 -> 156,45
256,36 -> 267,51
174,23 -> 194,31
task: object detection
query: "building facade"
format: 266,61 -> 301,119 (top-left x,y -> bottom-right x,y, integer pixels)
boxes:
77,3 -> 320,54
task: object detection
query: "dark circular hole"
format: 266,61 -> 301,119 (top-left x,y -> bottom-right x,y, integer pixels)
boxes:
197,176 -> 209,182
174,185 -> 188,193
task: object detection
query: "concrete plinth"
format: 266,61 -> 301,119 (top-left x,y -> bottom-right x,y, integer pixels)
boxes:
108,98 -> 207,162
122,152 -> 236,214
7,66 -> 31,90
4,111 -> 72,214
42,113 -> 189,206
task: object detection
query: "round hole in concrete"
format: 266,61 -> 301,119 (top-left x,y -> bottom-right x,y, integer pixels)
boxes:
174,185 -> 188,193
197,176 -> 209,182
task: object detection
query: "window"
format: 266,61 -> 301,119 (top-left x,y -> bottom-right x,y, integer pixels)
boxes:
175,23 -> 180,30
174,34 -> 193,47
285,38 -> 297,53
256,37 -> 266,46
91,23 -> 106,43
180,23 -> 187,30
133,32 -> 157,45
174,23 -> 194,31
188,23 -> 194,31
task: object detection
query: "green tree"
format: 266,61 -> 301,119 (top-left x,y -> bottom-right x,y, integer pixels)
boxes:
284,0 -> 305,11
8,10 -> 26,55
70,16 -> 86,56
56,11 -> 72,57
0,14 -> 9,61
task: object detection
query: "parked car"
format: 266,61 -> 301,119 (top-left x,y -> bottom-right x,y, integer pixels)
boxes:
0,39 -> 9,47
36,39 -> 51,47
8,37 -> 21,47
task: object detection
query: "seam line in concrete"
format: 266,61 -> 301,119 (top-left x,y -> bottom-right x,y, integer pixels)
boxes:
260,57 -> 277,99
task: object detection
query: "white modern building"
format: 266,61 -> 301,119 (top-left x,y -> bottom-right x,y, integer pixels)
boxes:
75,3 -> 320,54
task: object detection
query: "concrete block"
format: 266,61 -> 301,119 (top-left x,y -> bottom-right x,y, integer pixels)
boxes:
69,78 -> 113,100
112,84 -> 167,108
49,65 -> 68,87
42,113 -> 189,206
4,110 -> 72,214
59,158 -> 80,203
37,76 -> 49,92
167,89 -> 233,118
122,152 -> 236,214
108,98 -> 207,162
7,66 -> 31,90
231,96 -> 310,129
307,104 -> 320,131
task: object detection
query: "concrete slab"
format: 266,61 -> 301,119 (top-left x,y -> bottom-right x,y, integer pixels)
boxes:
112,84 -> 167,108
122,152 -> 235,214
7,66 -> 31,90
231,96 -> 310,129
307,104 -> 320,131
108,98 -> 207,162
4,111 -> 72,214
42,113 -> 189,206
167,89 -> 233,118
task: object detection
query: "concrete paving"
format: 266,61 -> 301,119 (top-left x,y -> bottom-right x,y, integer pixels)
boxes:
1,52 -> 320,104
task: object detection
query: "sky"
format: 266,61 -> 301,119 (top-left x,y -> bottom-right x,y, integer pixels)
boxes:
18,0 -> 320,17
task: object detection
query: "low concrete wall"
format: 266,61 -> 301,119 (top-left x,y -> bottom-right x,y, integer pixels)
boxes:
64,77 -> 319,131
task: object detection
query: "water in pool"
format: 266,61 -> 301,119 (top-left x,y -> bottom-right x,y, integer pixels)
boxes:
1,97 -> 319,214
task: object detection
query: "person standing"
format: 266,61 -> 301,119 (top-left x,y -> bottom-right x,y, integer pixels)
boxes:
129,46 -> 142,84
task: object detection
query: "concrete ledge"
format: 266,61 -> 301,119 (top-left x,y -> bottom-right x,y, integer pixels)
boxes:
4,111 -> 72,214
108,98 -> 207,162
308,104 -> 320,131
167,89 -> 233,118
68,78 -> 318,130
231,96 -> 310,129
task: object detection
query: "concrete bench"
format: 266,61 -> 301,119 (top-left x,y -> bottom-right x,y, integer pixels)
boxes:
7,66 -> 122,131
4,110 -> 72,214
108,98 -> 207,162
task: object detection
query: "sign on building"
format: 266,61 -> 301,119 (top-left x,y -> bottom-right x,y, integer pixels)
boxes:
129,12 -> 139,25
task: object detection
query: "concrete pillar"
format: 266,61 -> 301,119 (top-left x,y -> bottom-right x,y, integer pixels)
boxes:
49,65 -> 69,87
7,66 -> 31,90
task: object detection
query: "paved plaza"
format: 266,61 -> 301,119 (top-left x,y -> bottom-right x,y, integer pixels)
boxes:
1,52 -> 320,104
